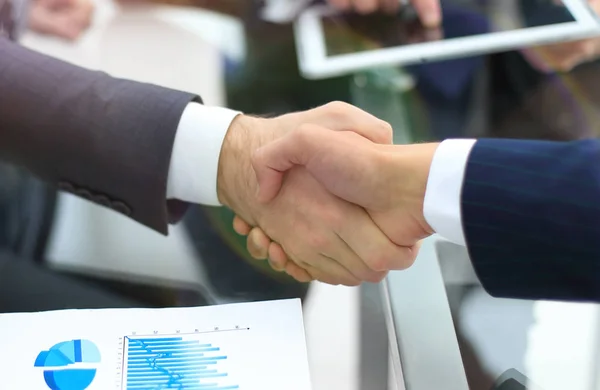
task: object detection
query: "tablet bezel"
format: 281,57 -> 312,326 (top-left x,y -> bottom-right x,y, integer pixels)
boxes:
294,0 -> 600,79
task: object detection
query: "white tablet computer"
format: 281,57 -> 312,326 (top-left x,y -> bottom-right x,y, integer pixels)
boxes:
294,0 -> 600,79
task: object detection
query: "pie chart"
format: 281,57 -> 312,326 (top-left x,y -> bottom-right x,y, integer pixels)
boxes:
34,339 -> 101,390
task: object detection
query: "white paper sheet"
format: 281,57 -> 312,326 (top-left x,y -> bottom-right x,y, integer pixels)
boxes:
0,298 -> 311,390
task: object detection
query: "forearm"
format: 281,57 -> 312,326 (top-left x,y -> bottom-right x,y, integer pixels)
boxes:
0,39 -> 199,233
463,139 -> 600,302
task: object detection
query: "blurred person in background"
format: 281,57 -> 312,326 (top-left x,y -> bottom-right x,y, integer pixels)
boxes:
28,0 -> 94,40
8,0 -> 94,40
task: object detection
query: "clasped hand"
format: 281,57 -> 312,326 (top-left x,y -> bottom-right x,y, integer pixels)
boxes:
216,102 -> 431,286
218,102 -> 436,285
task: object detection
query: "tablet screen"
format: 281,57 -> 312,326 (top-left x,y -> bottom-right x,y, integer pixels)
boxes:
321,0 -> 577,57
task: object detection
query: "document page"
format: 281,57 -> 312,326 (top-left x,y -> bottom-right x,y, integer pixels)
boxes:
0,298 -> 311,390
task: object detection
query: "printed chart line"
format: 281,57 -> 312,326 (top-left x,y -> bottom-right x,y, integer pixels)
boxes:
122,335 -> 241,390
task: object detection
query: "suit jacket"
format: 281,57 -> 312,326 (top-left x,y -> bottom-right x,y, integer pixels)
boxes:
0,36 -> 201,234
462,138 -> 600,302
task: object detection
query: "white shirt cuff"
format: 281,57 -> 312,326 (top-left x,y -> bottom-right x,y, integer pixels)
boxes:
423,139 -> 477,246
167,103 -> 241,206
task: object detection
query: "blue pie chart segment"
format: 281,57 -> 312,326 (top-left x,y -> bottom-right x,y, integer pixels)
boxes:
35,339 -> 101,390
43,369 -> 97,390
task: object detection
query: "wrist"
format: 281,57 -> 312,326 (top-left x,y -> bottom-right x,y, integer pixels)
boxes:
216,115 -> 276,223
387,143 -> 440,234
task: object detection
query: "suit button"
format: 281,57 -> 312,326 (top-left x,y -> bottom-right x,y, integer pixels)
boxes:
93,195 -> 111,207
76,189 -> 92,200
57,181 -> 74,192
112,201 -> 131,216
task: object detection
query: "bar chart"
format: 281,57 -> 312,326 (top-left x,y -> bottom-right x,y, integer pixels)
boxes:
122,332 -> 242,390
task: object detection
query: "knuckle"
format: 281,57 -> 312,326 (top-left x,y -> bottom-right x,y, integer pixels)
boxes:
322,208 -> 344,230
307,234 -> 329,251
251,148 -> 264,167
293,124 -> 317,144
325,100 -> 350,111
324,101 -> 351,118
377,121 -> 394,143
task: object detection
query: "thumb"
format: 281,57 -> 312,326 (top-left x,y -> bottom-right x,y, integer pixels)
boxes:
411,0 -> 441,27
252,125 -> 324,203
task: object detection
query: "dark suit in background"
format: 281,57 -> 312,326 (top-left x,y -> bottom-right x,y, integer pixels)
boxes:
463,139 -> 600,302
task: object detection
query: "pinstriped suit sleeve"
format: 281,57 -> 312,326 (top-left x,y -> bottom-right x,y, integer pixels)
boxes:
462,138 -> 600,302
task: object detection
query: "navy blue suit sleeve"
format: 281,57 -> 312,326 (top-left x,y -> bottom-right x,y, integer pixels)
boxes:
462,138 -> 600,302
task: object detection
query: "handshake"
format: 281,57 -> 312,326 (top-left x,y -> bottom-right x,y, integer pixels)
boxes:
216,102 -> 440,286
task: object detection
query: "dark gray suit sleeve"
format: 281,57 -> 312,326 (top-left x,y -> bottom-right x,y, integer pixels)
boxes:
0,38 -> 202,234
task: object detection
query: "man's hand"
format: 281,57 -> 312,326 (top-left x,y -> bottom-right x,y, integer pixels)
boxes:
327,0 -> 441,27
28,0 -> 94,41
217,102 -> 418,286
236,126 -> 439,282
524,0 -> 600,72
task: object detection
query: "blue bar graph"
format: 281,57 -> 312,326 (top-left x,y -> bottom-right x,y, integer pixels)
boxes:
124,336 -> 239,390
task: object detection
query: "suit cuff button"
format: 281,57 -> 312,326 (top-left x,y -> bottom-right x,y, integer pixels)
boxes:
93,195 -> 111,207
76,189 -> 92,200
57,181 -> 74,193
111,201 -> 132,216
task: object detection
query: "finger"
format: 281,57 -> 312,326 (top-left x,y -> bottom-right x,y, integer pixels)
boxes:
423,25 -> 444,41
302,256 -> 361,286
352,0 -> 378,14
304,101 -> 393,144
252,125 -> 328,203
267,242 -> 290,269
233,215 -> 252,235
268,244 -> 314,283
285,263 -> 314,283
246,228 -> 270,260
328,230 -> 389,283
410,0 -> 441,27
535,40 -> 590,71
338,212 -> 419,272
280,231 -> 362,286
413,239 -> 424,255
268,257 -> 285,272
329,203 -> 407,276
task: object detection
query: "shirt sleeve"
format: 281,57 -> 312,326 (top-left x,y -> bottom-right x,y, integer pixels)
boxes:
166,103 -> 241,206
422,139 -> 477,246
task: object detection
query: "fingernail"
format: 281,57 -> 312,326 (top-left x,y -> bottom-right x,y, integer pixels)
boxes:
268,257 -> 282,272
